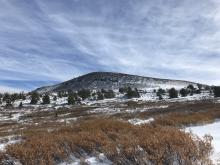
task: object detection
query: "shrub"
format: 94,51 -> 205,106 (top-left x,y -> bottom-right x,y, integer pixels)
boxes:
156,88 -> 166,96
179,88 -> 188,97
30,92 -> 40,104
3,93 -> 11,102
187,84 -> 195,91
53,96 -> 57,101
158,95 -> 163,100
97,91 -> 104,100
2,119 -> 213,165
169,88 -> 178,99
42,95 -> 50,104
68,93 -> 77,105
78,89 -> 90,100
19,102 -> 23,108
103,90 -> 115,99
119,87 -> 125,93
197,83 -> 203,90
18,92 -> 26,100
126,87 -> 140,99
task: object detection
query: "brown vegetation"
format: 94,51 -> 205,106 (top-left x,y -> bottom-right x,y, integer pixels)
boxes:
153,108 -> 220,127
0,119 -> 213,165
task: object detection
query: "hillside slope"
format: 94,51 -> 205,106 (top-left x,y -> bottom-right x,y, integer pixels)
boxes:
34,72 -> 202,93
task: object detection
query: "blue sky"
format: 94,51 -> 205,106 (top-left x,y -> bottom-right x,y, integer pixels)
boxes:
0,0 -> 220,92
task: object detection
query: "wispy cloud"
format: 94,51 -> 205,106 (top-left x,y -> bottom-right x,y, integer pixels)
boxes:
0,0 -> 220,91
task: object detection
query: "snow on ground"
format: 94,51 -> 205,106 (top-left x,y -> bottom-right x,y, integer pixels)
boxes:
187,121 -> 220,164
128,118 -> 154,125
0,135 -> 22,151
58,153 -> 112,165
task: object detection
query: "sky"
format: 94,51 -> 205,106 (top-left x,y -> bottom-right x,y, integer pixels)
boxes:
0,0 -> 220,92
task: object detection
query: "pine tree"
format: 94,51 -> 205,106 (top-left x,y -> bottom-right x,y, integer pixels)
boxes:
19,102 -> 23,108
169,88 -> 178,99
67,92 -> 78,105
97,91 -> 104,100
42,94 -> 50,104
180,88 -> 187,97
103,90 -> 115,99
53,96 -> 57,101
213,86 -> 220,98
157,88 -> 166,96
126,87 -> 140,99
78,89 -> 90,100
30,92 -> 40,104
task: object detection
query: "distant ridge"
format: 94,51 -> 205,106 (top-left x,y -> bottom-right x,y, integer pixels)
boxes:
34,72 -> 205,93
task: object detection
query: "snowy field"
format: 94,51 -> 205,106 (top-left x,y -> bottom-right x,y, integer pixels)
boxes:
187,121 -> 220,164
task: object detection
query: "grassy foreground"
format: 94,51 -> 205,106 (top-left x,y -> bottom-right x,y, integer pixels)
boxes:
0,119 -> 213,165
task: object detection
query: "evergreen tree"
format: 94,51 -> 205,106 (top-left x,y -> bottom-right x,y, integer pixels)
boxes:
30,92 -> 40,104
3,93 -> 11,102
156,88 -> 166,96
5,99 -> 12,107
213,86 -> 220,98
19,92 -> 26,100
187,84 -> 195,91
68,93 -> 76,105
53,96 -> 57,101
179,88 -> 187,97
119,87 -> 125,93
197,84 -> 202,91
126,87 -> 140,99
78,89 -> 90,100
158,94 -> 163,100
97,91 -> 104,100
103,90 -> 115,98
11,93 -> 19,102
19,102 -> 23,108
42,94 -> 50,104
169,88 -> 178,99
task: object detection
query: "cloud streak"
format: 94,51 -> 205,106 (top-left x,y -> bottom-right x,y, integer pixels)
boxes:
0,0 -> 220,91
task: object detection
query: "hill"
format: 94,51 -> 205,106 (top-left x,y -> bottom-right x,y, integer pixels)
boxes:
34,72 -> 203,93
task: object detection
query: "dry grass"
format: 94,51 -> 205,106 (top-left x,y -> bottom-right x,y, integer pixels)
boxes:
152,108 -> 220,127
0,119 -> 213,165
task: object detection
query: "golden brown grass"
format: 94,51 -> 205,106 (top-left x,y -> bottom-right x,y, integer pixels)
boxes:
0,119 -> 213,165
153,108 -> 220,127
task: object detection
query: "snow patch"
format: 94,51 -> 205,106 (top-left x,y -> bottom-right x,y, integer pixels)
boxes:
128,118 -> 154,125
0,135 -> 22,151
58,153 -> 112,165
187,121 -> 220,164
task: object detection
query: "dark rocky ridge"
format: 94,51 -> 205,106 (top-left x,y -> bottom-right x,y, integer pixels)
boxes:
34,72 -> 202,93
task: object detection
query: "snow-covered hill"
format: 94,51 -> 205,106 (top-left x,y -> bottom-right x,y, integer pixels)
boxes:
34,72 -> 204,94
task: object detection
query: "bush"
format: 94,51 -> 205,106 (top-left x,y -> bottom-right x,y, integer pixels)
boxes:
42,95 -> 50,104
103,89 -> 115,99
68,92 -> 78,105
18,92 -> 26,100
187,84 -> 195,91
19,102 -> 23,108
3,93 -> 11,102
179,88 -> 188,97
158,95 -> 163,100
78,89 -> 90,100
2,119 -> 213,165
214,86 -> 220,98
119,87 -> 125,93
169,88 -> 178,99
126,87 -> 140,99
97,91 -> 104,100
156,88 -> 166,97
30,92 -> 40,104
58,91 -> 68,98
53,96 -> 57,101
